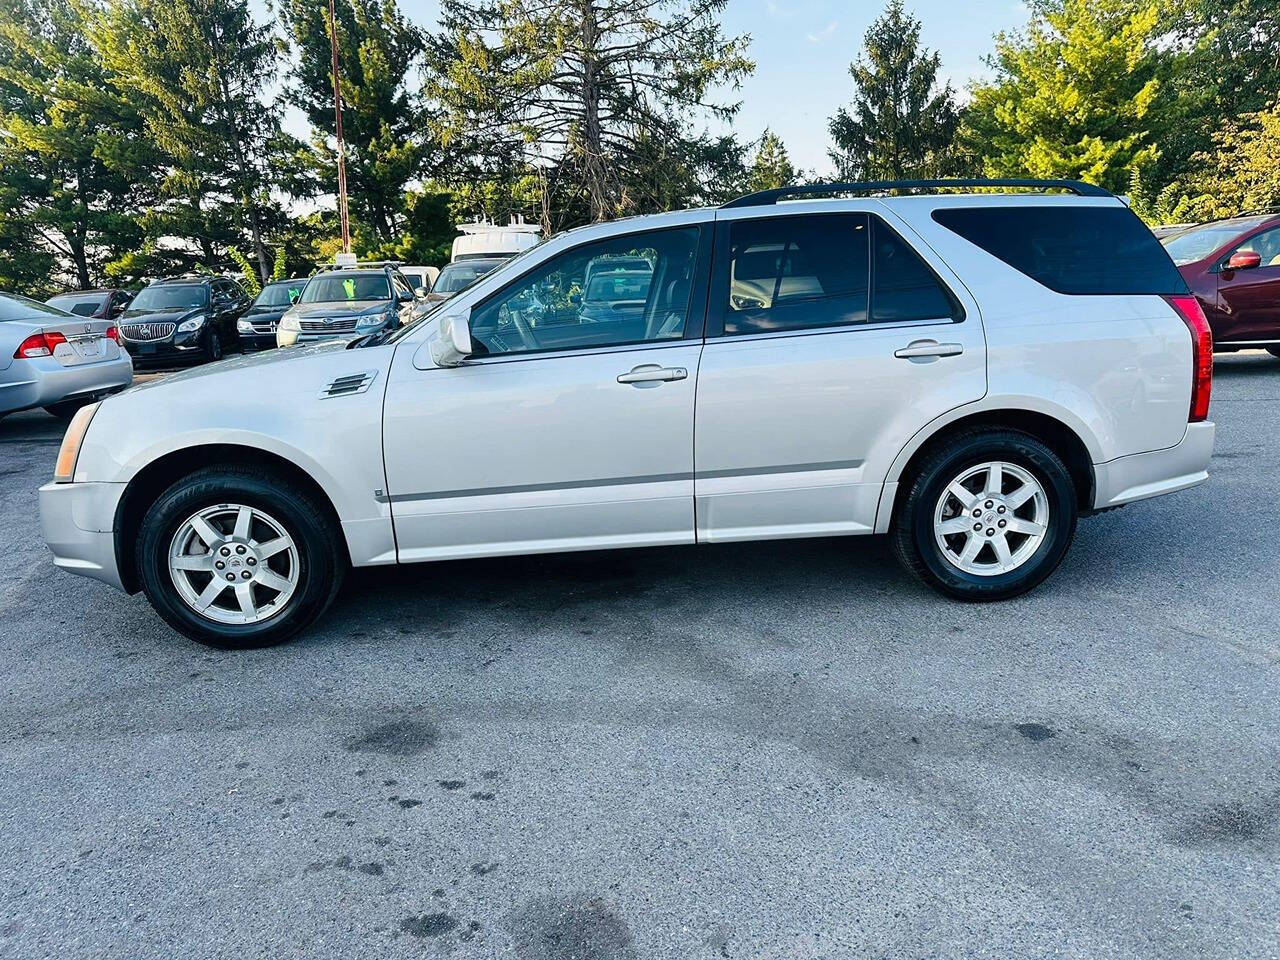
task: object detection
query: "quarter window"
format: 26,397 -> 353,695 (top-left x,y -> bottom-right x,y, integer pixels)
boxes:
469,227 -> 698,357
871,218 -> 958,322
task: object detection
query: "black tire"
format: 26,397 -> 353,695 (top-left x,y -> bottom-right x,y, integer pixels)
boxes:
205,327 -> 223,362
136,465 -> 345,648
43,397 -> 94,419
891,429 -> 1077,601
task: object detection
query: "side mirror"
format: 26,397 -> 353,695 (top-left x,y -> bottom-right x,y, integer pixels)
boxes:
429,307 -> 472,367
1226,250 -> 1262,271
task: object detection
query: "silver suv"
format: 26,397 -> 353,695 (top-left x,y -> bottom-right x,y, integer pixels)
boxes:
277,261 -> 421,346
40,180 -> 1214,647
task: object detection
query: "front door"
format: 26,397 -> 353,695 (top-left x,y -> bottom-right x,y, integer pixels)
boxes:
694,207 -> 987,542
1217,226 -> 1280,344
382,223 -> 710,562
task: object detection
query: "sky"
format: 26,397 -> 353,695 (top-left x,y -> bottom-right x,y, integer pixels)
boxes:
276,0 -> 1031,178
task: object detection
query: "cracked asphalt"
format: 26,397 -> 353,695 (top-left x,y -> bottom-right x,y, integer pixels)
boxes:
1,354 -> 1278,959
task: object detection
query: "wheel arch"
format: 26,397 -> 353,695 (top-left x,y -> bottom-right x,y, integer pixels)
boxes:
113,443 -> 349,594
876,406 -> 1098,534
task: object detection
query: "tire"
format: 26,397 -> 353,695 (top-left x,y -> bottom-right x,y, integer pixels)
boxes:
205,327 -> 223,362
136,465 -> 345,648
43,397 -> 94,419
891,429 -> 1077,602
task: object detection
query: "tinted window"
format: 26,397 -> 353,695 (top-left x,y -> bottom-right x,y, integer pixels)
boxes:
1,293 -> 69,321
724,214 -> 868,335
871,219 -> 957,322
47,293 -> 108,315
254,283 -> 296,307
470,227 -> 698,356
934,205 -> 1189,295
435,261 -> 502,294
300,273 -> 390,303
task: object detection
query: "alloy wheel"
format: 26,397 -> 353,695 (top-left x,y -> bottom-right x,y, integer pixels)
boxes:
932,461 -> 1049,577
167,503 -> 299,624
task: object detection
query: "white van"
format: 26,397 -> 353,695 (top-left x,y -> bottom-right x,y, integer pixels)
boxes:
451,218 -> 541,262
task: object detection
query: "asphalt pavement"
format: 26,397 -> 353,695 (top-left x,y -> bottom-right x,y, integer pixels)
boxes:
1,354 -> 1278,960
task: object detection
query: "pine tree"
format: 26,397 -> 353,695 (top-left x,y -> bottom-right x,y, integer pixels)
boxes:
747,129 -> 796,193
827,0 -> 961,181
95,0 -> 284,278
427,0 -> 753,230
0,0 -> 145,292
280,0 -> 428,245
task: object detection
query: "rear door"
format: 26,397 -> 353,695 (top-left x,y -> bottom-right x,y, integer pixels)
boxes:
1217,225 -> 1280,344
694,205 -> 985,542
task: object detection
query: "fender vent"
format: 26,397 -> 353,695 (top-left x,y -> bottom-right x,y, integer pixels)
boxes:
322,370 -> 377,398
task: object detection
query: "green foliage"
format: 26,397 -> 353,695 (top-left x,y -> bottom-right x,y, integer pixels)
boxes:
1182,103 -> 1280,220
828,0 -> 962,180
1128,167 -> 1194,225
427,0 -> 753,229
280,0 -> 429,244
227,247 -> 261,295
747,129 -> 797,193
961,0 -> 1177,192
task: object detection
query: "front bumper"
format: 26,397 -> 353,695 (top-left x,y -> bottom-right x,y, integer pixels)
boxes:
238,332 -> 278,352
39,481 -> 128,591
0,353 -> 133,415
1092,420 -> 1216,510
121,329 -> 207,364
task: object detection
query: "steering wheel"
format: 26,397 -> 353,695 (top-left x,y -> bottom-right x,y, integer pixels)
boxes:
508,307 -> 540,351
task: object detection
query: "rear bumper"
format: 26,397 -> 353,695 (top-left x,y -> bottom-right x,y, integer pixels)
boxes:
39,481 -> 127,591
1092,421 -> 1215,510
0,354 -> 133,414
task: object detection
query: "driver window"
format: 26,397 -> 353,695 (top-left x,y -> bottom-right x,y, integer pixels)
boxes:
1235,228 -> 1280,268
469,227 -> 699,356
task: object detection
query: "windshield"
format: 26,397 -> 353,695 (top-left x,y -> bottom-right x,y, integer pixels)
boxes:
46,293 -> 108,316
379,240 -> 547,347
0,293 -> 70,322
1163,219 -> 1271,265
300,273 -> 389,303
254,283 -> 302,307
435,261 -> 501,294
129,284 -> 208,311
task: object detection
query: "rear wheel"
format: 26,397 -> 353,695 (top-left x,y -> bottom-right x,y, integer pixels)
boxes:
891,429 -> 1077,601
136,465 -> 345,647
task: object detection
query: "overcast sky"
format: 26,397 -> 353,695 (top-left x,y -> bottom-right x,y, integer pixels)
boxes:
277,0 -> 1030,178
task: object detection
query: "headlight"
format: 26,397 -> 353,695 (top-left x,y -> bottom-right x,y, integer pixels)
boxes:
176,314 -> 206,333
356,311 -> 392,329
279,315 -> 300,331
54,402 -> 100,482
236,318 -> 253,333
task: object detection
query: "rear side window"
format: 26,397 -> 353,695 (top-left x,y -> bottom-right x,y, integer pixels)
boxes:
933,205 -> 1190,295
871,219 -> 959,322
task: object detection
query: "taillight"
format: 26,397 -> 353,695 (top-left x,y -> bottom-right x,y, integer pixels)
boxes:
104,325 -> 119,342
13,331 -> 68,359
1164,295 -> 1212,422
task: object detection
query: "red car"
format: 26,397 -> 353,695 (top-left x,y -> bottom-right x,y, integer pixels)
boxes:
1162,212 -> 1280,357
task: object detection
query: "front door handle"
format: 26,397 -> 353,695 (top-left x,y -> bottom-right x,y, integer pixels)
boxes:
894,340 -> 964,362
617,364 -> 688,385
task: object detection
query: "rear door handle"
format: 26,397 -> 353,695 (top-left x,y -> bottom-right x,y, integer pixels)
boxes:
894,340 -> 964,362
617,364 -> 688,385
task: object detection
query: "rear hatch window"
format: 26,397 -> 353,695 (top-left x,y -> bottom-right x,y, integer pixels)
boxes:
932,205 -> 1189,295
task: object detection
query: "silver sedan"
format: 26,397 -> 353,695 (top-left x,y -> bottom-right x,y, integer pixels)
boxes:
0,292 -> 133,419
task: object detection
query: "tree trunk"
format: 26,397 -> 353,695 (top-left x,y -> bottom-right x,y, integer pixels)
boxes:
579,0 -> 610,222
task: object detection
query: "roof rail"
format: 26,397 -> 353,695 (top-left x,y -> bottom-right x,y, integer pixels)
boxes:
721,178 -> 1113,209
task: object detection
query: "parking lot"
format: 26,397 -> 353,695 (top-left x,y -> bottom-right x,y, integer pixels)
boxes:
0,354 -> 1277,959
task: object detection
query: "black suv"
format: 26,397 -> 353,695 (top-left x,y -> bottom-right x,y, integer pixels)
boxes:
117,275 -> 250,365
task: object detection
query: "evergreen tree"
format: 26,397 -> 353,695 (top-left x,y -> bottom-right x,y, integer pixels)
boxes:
828,0 -> 961,181
747,129 -> 796,193
95,0 -> 284,278
0,0 -> 145,292
280,0 -> 428,245
962,0 -> 1176,192
427,0 -> 753,230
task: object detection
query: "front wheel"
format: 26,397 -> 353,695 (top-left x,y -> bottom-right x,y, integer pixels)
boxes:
205,327 -> 223,362
891,429 -> 1077,601
136,466 -> 345,647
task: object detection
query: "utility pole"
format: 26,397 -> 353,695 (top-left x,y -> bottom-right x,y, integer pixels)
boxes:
326,0 -> 352,255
